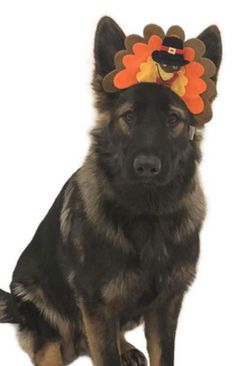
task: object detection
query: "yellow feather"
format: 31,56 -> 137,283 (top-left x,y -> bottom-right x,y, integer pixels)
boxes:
137,57 -> 158,83
171,68 -> 188,97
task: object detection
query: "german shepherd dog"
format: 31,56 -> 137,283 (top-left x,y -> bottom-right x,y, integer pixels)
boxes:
0,17 -> 222,366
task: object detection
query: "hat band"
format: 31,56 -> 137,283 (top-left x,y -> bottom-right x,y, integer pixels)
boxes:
160,45 -> 184,55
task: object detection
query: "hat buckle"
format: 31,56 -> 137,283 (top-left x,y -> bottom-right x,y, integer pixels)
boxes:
168,47 -> 177,55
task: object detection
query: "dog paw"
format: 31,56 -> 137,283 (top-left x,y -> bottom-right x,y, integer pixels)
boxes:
121,349 -> 147,366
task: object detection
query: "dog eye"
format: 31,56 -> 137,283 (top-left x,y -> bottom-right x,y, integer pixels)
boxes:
122,111 -> 135,125
167,113 -> 181,127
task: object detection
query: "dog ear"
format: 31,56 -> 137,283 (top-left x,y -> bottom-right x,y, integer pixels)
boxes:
94,16 -> 126,78
198,25 -> 222,82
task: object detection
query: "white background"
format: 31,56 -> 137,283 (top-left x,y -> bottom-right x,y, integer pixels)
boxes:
0,1 -> 235,365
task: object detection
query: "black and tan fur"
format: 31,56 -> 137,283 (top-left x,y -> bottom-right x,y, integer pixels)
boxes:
0,17 -> 222,366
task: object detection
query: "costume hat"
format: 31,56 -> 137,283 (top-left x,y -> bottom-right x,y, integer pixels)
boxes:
152,36 -> 190,66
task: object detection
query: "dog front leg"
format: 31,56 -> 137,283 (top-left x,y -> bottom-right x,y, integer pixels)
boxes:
80,298 -> 121,366
144,294 -> 184,366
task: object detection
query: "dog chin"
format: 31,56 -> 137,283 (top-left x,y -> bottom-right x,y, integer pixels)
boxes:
111,177 -> 177,216
127,175 -> 173,187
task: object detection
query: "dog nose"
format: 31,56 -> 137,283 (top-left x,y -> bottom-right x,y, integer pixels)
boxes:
133,154 -> 161,177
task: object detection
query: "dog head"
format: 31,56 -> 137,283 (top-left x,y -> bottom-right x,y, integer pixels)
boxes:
91,17 -> 222,214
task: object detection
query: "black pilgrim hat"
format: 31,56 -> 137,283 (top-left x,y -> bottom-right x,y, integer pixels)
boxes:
152,36 -> 190,66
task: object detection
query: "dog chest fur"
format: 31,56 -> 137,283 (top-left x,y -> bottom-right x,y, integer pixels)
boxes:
59,168 -> 205,319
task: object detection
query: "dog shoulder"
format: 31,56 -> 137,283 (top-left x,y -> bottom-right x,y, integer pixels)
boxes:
60,170 -> 84,242
169,170 -> 206,244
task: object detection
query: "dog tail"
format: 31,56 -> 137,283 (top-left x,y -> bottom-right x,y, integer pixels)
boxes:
0,289 -> 19,323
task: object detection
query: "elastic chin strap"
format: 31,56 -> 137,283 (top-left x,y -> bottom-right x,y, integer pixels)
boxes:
189,125 -> 196,140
